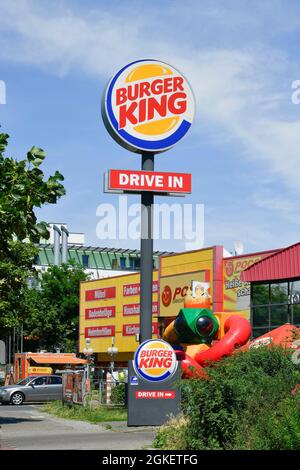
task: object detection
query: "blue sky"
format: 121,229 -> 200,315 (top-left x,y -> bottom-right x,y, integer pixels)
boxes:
1,0 -> 300,254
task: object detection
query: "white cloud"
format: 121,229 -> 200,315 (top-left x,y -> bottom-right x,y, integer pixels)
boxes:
1,1 -> 298,188
1,0 -> 300,250
0,1 -> 144,76
205,207 -> 300,253
252,189 -> 299,213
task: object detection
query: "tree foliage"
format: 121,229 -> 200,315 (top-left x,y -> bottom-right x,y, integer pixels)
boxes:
23,262 -> 89,352
154,345 -> 300,450
0,242 -> 38,331
0,132 -> 66,333
0,133 -> 65,251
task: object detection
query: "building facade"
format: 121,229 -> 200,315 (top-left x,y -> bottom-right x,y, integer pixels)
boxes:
241,243 -> 300,338
79,242 -> 300,366
34,224 -> 172,280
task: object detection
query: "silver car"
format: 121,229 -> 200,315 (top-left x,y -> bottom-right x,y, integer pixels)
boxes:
0,375 -> 62,405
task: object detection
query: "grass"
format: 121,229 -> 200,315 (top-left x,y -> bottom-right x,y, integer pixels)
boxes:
42,401 -> 127,424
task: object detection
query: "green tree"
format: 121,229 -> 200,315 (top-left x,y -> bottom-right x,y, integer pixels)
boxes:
0,242 -> 37,332
23,262 -> 89,352
0,132 -> 65,334
0,133 -> 65,250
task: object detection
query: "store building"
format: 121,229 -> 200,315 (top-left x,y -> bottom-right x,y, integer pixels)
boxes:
79,244 -> 277,365
79,247 -> 221,365
241,242 -> 300,338
79,241 -> 300,366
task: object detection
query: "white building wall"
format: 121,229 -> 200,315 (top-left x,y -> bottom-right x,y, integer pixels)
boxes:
34,265 -> 133,280
42,223 -> 85,246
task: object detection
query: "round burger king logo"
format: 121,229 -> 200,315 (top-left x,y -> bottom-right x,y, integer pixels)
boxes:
102,59 -> 195,153
133,339 -> 178,382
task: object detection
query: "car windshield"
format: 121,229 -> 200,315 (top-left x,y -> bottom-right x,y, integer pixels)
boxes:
17,376 -> 36,386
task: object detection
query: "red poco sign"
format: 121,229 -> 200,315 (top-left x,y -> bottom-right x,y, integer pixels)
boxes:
123,323 -> 158,336
123,281 -> 158,296
85,287 -> 116,301
123,302 -> 158,316
85,306 -> 116,320
85,326 -> 115,338
101,59 -> 195,153
106,169 -> 191,194
135,390 -> 175,399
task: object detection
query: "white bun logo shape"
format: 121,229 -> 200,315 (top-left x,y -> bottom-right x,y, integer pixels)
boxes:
102,59 -> 195,154
133,339 -> 178,382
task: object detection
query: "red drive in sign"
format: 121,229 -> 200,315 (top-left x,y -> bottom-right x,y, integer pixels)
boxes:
106,169 -> 191,194
85,306 -> 116,320
85,326 -> 115,338
135,391 -> 175,399
123,281 -> 158,296
123,323 -> 158,336
85,287 -> 116,301
123,302 -> 158,316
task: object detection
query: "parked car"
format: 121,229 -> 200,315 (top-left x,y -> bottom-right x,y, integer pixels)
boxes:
0,375 -> 63,405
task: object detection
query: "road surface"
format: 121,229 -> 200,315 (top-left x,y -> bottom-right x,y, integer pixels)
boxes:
0,404 -> 156,450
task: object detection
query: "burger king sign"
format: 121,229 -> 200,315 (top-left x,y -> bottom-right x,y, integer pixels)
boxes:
133,339 -> 178,382
102,59 -> 195,153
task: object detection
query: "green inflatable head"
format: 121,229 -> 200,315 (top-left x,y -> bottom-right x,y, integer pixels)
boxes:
174,308 -> 219,344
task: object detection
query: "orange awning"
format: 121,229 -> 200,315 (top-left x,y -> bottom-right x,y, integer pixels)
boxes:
30,356 -> 87,365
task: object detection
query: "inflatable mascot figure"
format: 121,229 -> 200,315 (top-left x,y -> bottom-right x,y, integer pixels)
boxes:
163,286 -> 252,378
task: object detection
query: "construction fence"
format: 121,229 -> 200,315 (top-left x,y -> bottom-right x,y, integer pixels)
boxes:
61,367 -> 128,407
90,367 -> 128,407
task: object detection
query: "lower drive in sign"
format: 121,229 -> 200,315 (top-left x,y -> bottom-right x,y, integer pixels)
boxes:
127,361 -> 181,426
127,340 -> 181,426
136,390 -> 175,399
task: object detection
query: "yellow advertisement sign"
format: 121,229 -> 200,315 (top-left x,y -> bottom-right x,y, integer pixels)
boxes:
28,367 -> 53,374
159,270 -> 210,317
79,271 -> 159,356
223,253 -> 275,316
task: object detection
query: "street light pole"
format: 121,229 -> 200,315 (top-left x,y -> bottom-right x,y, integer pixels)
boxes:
107,337 -> 118,376
83,338 -> 93,406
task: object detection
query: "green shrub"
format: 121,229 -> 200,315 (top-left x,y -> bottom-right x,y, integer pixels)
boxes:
153,415 -> 189,450
154,345 -> 300,450
110,383 -> 126,406
234,393 -> 300,450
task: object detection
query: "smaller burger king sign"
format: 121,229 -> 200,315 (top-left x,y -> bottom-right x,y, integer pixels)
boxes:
133,339 -> 178,382
102,59 -> 195,153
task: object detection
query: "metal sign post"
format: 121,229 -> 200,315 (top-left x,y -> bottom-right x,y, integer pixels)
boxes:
140,152 -> 154,343
127,361 -> 181,426
128,339 -> 181,426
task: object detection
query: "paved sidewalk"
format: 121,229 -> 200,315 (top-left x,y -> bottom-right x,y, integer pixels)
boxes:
0,404 -> 157,450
